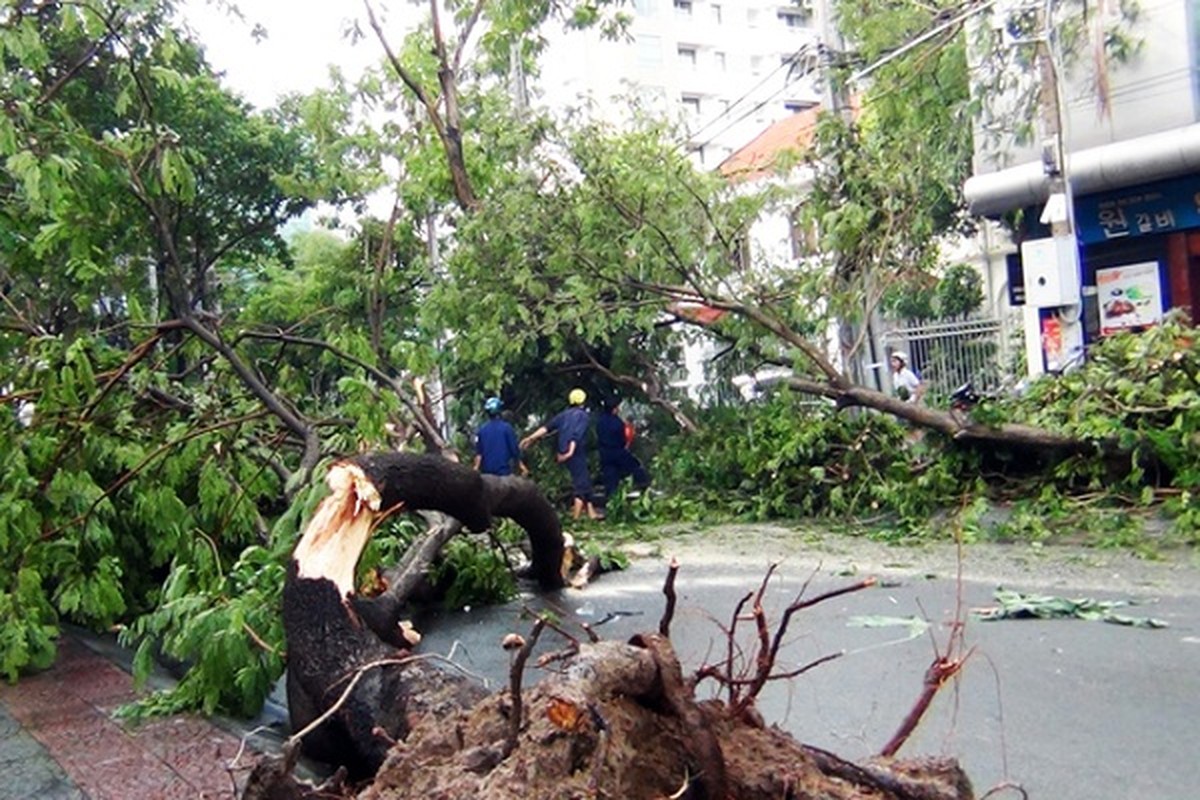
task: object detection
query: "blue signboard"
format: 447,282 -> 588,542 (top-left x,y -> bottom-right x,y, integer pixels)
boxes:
1074,174 -> 1200,245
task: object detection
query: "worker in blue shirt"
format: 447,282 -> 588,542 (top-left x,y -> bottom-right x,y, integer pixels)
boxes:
595,395 -> 651,505
473,397 -> 526,477
520,388 -> 603,520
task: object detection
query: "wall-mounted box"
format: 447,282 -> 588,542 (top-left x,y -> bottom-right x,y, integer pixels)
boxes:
1020,236 -> 1081,308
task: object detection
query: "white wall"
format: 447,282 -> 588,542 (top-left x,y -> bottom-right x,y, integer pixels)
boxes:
535,0 -> 823,164
973,0 -> 1198,174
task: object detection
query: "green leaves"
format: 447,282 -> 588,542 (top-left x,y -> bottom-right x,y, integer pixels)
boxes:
0,568 -> 59,682
653,393 -> 941,525
975,589 -> 1168,628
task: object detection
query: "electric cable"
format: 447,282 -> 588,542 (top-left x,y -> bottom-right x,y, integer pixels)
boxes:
686,41 -> 818,142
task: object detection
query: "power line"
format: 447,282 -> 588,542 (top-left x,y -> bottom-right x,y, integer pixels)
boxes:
689,53 -> 825,153
686,41 -> 818,143
689,0 -> 993,154
847,0 -> 999,85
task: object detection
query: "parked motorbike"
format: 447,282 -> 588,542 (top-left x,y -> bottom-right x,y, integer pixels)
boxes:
949,381 -> 981,412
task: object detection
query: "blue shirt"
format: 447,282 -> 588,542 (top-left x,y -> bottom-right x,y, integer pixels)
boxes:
596,410 -> 627,454
475,418 -> 521,475
545,407 -> 591,456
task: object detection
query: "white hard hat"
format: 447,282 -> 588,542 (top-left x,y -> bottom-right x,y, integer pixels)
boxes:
891,352 -> 908,365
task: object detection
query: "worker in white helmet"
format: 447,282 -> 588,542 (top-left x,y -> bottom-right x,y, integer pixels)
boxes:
889,352 -> 925,405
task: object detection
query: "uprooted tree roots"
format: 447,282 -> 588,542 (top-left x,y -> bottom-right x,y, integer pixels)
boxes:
246,634 -> 972,800
242,453 -> 976,800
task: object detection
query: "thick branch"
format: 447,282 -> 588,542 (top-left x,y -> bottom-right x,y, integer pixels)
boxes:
783,375 -> 1103,452
180,316 -> 321,478
575,343 -> 699,433
238,328 -> 452,455
365,0 -> 478,211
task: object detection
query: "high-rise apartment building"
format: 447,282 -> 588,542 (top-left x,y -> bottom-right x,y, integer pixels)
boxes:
537,0 -> 825,167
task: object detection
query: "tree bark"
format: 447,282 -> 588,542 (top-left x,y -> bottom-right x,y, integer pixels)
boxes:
783,375 -> 1105,452
248,456 -> 974,800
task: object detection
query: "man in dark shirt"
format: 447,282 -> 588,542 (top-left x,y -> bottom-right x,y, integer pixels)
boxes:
596,396 -> 651,505
520,388 -> 602,520
474,396 -> 525,476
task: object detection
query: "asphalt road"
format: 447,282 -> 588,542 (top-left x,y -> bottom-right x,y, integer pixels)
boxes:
418,526 -> 1200,800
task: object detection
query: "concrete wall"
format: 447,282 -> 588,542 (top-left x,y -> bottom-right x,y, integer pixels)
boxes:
972,0 -> 1198,174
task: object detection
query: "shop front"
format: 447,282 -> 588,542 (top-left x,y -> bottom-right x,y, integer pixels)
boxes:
965,124 -> 1200,377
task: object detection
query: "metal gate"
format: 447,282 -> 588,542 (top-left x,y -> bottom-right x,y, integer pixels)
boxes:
881,316 -> 1010,398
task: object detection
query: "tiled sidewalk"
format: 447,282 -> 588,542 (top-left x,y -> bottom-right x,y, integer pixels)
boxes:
0,635 -> 261,800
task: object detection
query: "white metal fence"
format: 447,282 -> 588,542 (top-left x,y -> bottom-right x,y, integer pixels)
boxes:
881,316 -> 1011,399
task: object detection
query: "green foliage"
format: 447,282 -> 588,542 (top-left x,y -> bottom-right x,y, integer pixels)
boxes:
793,0 -> 978,339
120,541 -> 287,718
653,393 -> 972,530
934,264 -> 985,319
647,311 -> 1197,547
1007,313 -> 1200,504
0,0 -> 1191,734
970,0 -> 1143,152
434,537 -> 517,610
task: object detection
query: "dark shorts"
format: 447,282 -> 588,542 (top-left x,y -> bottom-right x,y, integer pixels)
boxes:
562,453 -> 593,499
599,448 -> 651,497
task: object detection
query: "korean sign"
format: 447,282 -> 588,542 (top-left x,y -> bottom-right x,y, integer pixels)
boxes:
1075,175 -> 1200,245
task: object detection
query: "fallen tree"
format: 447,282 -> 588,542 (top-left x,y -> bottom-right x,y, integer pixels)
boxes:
243,455 -> 976,800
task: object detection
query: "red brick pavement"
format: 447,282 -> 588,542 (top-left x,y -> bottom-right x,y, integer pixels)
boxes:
0,636 -> 261,799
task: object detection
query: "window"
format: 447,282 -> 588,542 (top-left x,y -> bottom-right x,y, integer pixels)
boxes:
789,209 -> 820,259
681,94 -> 701,116
636,34 -> 663,66
634,0 -> 658,15
714,51 -> 726,70
777,9 -> 811,28
678,46 -> 697,67
674,0 -> 693,16
731,233 -> 751,272
750,55 -> 763,75
746,8 -> 759,25
711,3 -> 722,23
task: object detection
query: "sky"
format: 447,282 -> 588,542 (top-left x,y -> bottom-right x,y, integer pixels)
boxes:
178,0 -> 401,108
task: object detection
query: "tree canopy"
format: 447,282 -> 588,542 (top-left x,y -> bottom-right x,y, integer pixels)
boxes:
0,0 -> 1194,718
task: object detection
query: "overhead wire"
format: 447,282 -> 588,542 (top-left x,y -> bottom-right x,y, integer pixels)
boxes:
686,0 -> 995,155
686,54 -> 825,154
685,40 -> 818,143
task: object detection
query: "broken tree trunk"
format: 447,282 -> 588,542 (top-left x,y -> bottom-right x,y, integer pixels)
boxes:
273,454 -> 566,782
245,453 -> 975,800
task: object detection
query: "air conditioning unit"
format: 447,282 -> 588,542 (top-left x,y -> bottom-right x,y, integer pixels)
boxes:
1020,236 -> 1081,308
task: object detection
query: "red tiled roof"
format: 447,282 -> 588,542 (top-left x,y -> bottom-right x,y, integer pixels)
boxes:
717,106 -> 822,182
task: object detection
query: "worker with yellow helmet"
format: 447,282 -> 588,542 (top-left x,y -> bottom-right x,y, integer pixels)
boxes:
520,388 -> 603,521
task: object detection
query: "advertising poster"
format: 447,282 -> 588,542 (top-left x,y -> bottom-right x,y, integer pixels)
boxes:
1095,262 -> 1164,335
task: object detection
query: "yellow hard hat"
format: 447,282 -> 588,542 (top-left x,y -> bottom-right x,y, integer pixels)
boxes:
568,388 -> 586,406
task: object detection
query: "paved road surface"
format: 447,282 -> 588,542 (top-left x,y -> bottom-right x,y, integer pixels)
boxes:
419,526 -> 1200,800
3,525 -> 1196,799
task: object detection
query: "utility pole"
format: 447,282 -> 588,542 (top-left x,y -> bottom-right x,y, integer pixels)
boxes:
1035,0 -> 1073,238
817,0 -> 886,392
1025,0 -> 1085,375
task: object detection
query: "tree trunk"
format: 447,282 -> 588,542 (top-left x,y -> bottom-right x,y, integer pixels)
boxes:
246,454 -> 975,800
783,375 -> 1108,453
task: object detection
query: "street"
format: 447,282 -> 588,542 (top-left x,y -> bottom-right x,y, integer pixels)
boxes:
419,526 -> 1200,800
